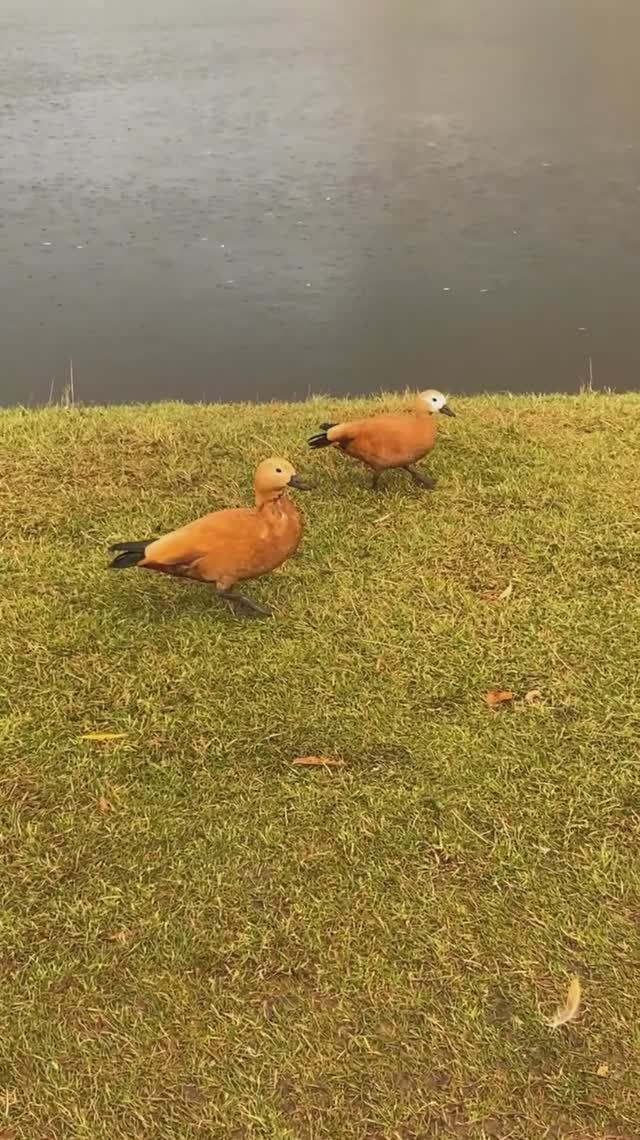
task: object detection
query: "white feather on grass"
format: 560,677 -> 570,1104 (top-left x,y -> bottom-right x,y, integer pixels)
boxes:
547,975 -> 582,1028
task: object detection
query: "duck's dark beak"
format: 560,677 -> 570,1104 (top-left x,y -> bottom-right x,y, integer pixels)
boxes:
288,474 -> 311,490
441,404 -> 456,417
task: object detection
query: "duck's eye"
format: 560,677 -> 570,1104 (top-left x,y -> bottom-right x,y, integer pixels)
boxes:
432,397 -> 438,403
275,467 -> 282,473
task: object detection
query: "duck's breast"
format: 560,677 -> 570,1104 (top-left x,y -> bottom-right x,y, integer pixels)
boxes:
211,498 -> 302,582
265,497 -> 303,562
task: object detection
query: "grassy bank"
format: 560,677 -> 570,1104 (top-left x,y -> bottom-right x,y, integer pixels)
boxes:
1,392 -> 639,1140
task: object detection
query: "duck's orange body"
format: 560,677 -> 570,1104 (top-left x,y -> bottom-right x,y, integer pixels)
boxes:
109,458 -> 308,617
140,496 -> 302,588
326,406 -> 438,471
308,390 -> 455,489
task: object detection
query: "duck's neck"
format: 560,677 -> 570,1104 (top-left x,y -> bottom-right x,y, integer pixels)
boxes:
413,395 -> 430,417
255,489 -> 289,510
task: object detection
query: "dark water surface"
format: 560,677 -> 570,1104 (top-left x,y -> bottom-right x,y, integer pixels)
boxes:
2,0 -> 640,405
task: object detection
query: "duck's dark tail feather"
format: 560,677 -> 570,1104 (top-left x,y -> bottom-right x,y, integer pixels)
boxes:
108,540 -> 154,569
308,423 -> 337,449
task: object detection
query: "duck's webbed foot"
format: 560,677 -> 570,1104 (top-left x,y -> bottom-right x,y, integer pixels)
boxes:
403,465 -> 437,489
216,587 -> 273,618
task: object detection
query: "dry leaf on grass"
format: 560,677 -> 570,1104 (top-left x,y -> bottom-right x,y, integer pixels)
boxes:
107,929 -> 131,945
524,689 -> 543,704
547,975 -> 582,1028
182,1084 -> 207,1104
97,796 -> 112,813
485,582 -> 514,603
485,689 -> 514,708
596,1063 -> 610,1078
80,732 -> 127,742
292,756 -> 345,768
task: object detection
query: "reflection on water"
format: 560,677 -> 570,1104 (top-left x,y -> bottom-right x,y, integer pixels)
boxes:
1,0 -> 639,404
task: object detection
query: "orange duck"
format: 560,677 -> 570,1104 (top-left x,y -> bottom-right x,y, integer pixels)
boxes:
308,389 -> 455,489
108,458 -> 309,617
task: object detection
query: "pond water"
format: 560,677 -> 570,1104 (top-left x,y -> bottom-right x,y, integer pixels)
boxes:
2,0 -> 640,404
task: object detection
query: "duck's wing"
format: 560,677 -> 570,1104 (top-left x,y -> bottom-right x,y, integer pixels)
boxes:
309,419 -> 365,448
142,508 -> 260,569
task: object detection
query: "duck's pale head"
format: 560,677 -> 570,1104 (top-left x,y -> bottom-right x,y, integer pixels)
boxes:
419,389 -> 456,417
254,457 -> 311,499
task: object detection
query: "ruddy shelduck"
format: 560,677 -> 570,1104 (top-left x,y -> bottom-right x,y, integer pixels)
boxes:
308,389 -> 456,489
108,458 -> 309,617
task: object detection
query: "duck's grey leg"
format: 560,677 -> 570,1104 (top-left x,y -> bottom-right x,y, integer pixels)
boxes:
403,465 -> 437,489
216,587 -> 272,617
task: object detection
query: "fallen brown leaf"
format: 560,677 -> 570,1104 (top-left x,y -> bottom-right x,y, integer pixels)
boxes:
485,689 -> 514,708
292,756 -> 345,768
596,1063 -> 610,1078
484,582 -> 514,604
182,1084 -> 207,1104
97,796 -> 112,813
107,929 -> 131,945
0,1130 -> 17,1139
524,689 -> 543,704
80,732 -> 127,742
547,975 -> 582,1028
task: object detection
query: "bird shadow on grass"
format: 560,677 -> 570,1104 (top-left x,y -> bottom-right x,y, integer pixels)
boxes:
103,579 -> 281,627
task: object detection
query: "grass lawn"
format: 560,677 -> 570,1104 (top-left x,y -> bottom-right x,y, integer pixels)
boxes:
1,392 -> 639,1140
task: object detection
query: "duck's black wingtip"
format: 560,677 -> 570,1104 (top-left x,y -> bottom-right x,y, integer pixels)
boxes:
308,423 -> 336,449
108,539 -> 155,569
109,550 -> 141,569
